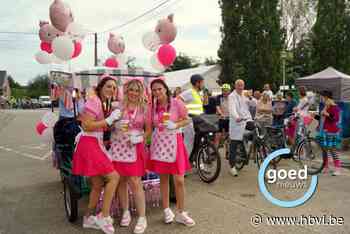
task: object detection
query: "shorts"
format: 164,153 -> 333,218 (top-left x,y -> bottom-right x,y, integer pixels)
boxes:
218,119 -> 229,132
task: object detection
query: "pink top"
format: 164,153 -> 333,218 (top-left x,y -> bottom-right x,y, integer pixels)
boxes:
150,98 -> 188,128
83,95 -> 105,132
120,104 -> 148,131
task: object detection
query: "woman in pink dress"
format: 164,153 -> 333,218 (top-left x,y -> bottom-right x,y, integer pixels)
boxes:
72,76 -> 122,234
147,79 -> 195,227
109,79 -> 149,234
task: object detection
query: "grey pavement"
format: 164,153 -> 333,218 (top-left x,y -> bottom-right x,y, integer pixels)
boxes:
0,109 -> 350,234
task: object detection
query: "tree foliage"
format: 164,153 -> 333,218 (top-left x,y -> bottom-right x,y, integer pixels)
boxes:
166,53 -> 200,72
218,0 -> 283,90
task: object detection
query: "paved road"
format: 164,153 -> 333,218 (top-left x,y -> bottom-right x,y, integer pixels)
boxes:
0,109 -> 350,234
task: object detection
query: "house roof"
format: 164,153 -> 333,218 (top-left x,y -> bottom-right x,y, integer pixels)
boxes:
0,70 -> 7,87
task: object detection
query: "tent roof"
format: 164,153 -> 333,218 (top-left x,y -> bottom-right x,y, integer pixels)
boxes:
298,67 -> 350,80
164,65 -> 219,89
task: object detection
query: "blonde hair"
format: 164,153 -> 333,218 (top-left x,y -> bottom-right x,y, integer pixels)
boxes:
262,92 -> 270,103
325,97 -> 336,107
123,79 -> 146,110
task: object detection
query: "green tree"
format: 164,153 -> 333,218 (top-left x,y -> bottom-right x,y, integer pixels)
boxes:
218,0 -> 283,90
26,74 -> 50,98
7,75 -> 22,89
204,57 -> 218,66
311,0 -> 350,74
166,53 -> 200,72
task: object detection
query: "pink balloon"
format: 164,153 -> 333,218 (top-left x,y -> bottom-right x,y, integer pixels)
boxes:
36,122 -> 47,135
157,44 -> 176,66
72,41 -> 82,58
40,42 -> 53,54
155,14 -> 177,44
104,57 -> 119,68
39,20 -> 64,43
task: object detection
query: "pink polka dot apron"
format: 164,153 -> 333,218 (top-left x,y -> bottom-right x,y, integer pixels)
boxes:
150,106 -> 178,163
110,107 -> 140,163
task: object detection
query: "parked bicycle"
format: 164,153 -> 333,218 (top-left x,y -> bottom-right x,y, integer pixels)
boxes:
189,114 -> 221,183
265,112 -> 325,175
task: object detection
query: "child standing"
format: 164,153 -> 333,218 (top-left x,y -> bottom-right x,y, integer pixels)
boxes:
317,90 -> 342,176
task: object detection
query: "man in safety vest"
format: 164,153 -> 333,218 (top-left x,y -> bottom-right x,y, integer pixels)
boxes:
178,74 -> 205,156
179,74 -> 205,116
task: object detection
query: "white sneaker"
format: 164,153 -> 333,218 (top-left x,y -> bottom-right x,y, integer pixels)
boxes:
230,167 -> 238,177
175,211 -> 195,227
133,217 -> 147,234
332,168 -> 341,176
96,213 -> 115,234
164,208 -> 175,224
83,215 -> 99,230
120,210 -> 131,227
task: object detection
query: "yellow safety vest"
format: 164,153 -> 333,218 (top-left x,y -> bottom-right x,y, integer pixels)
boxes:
186,88 -> 204,115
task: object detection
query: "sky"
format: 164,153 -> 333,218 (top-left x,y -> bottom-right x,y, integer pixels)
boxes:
0,0 -> 222,85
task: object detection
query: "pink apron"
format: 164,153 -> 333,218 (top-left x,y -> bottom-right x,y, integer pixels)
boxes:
150,128 -> 178,163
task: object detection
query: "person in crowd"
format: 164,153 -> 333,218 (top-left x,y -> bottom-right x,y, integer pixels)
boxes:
316,90 -> 342,176
246,89 -> 258,119
228,79 -> 252,177
263,83 -> 273,100
272,92 -> 286,126
178,74 -> 205,156
109,79 -> 149,234
147,79 -> 195,227
173,87 -> 182,98
72,76 -> 121,234
284,92 -> 297,118
215,84 -> 231,146
255,92 -> 273,134
203,89 -> 217,114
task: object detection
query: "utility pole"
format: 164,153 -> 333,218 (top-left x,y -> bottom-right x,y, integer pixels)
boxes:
94,33 -> 98,66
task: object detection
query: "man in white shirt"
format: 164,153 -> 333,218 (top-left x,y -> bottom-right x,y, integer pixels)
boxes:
228,79 -> 252,177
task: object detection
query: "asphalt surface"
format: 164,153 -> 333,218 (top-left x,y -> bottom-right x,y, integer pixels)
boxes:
0,109 -> 350,234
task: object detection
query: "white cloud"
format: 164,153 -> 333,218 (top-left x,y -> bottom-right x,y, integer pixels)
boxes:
0,0 -> 221,85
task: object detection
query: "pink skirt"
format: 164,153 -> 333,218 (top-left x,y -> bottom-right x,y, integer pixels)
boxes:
72,136 -> 115,177
147,134 -> 192,175
112,142 -> 147,177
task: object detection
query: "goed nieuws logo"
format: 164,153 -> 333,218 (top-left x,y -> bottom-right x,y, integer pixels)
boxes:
258,148 -> 318,208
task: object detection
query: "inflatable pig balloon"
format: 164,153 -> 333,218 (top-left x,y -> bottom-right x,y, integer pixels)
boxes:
107,33 -> 125,55
142,14 -> 177,51
49,0 -> 74,32
155,14 -> 177,44
39,20 -> 63,43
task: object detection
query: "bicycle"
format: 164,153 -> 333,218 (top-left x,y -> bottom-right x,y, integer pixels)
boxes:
189,114 -> 221,183
265,113 -> 325,175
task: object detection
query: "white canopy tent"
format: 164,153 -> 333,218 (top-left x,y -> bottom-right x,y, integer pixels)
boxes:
295,67 -> 350,101
164,65 -> 222,94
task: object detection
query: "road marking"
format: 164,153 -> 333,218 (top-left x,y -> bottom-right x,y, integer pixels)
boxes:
20,144 -> 48,150
41,151 -> 52,160
0,145 -> 48,161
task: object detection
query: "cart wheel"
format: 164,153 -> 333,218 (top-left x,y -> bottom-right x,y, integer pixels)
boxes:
63,179 -> 78,222
169,175 -> 176,203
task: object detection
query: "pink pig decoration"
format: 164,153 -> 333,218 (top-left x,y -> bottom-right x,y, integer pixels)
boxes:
108,33 -> 125,55
39,20 -> 63,43
40,42 -> 52,54
155,14 -> 177,45
49,0 -> 74,32
72,41 -> 82,58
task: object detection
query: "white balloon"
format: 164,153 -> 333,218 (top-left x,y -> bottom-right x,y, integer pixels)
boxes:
66,22 -> 86,41
52,35 -> 74,61
41,127 -> 54,143
41,112 -> 58,128
150,53 -> 165,72
35,51 -> 52,64
142,31 -> 161,52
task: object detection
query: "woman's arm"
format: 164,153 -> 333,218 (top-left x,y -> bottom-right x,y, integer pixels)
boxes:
175,117 -> 190,128
80,113 -> 108,132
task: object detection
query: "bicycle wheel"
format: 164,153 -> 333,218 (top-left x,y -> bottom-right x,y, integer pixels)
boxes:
196,143 -> 221,183
296,138 -> 325,175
